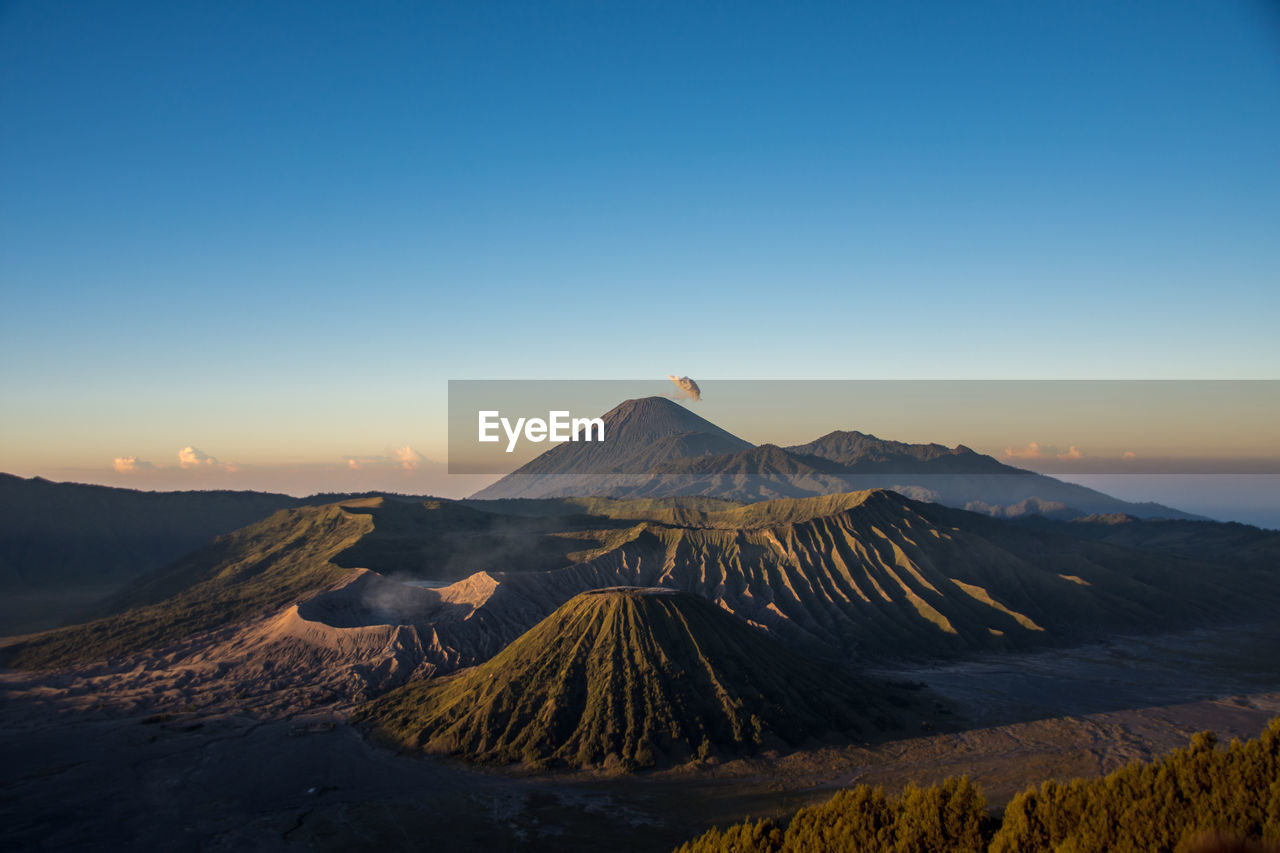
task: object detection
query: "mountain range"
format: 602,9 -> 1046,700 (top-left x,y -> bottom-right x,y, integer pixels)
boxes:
4,396 -> 1272,774
472,397 -> 1201,521
0,394 -> 1202,628
8,488 -> 1274,686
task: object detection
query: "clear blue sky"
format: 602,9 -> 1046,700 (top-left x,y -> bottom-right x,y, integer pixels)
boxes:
2,1 -> 1278,494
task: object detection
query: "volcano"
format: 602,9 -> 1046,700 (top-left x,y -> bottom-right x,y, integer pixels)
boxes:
356,587 -> 910,769
470,397 -> 752,499
472,398 -> 1201,520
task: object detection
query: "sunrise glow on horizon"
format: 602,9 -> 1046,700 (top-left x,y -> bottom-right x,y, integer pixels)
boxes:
2,2 -> 1278,521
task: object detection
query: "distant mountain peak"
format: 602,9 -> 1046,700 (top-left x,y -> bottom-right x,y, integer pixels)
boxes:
470,400 -> 1200,521
599,396 -> 733,437
470,396 -> 753,498
606,395 -> 684,413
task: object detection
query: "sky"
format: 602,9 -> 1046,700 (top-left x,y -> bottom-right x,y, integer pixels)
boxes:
447,380 -> 1280,472
1,1 -> 1278,514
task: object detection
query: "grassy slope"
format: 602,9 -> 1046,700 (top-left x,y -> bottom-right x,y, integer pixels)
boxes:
0,502 -> 372,668
357,588 -> 909,769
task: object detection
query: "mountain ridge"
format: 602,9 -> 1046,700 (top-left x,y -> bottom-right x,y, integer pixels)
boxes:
471,399 -> 1201,520
10,488 -> 1269,682
786,429 -> 1016,474
0,473 -> 306,593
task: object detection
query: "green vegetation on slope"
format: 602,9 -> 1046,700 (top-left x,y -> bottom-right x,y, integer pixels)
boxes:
675,717 -> 1280,853
0,502 -> 371,668
356,588 -> 910,770
678,776 -> 991,853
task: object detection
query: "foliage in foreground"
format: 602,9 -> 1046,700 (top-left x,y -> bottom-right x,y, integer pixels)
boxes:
675,717 -> 1280,852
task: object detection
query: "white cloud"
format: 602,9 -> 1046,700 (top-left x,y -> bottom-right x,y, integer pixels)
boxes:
345,446 -> 427,472
88,445 -> 476,497
1004,442 -> 1086,462
395,445 -> 424,471
1004,441 -> 1047,460
112,456 -> 154,473
178,445 -> 221,468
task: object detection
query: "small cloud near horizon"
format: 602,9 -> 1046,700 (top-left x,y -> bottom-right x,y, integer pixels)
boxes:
395,445 -> 424,471
346,445 -> 428,472
108,442 -> 433,491
1005,441 -> 1047,460
112,456 -> 154,473
112,446 -> 238,474
1004,441 -> 1087,462
178,445 -> 222,469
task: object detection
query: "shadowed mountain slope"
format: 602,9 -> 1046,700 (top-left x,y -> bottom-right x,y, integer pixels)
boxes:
1021,512 -> 1280,568
356,587 -> 912,769
0,474 -> 304,592
0,475 -> 456,634
0,502 -> 371,668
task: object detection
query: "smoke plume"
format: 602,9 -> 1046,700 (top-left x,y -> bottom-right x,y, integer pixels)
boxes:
667,375 -> 702,401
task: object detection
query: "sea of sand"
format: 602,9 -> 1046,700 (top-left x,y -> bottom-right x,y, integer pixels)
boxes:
3,620 -> 1280,851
